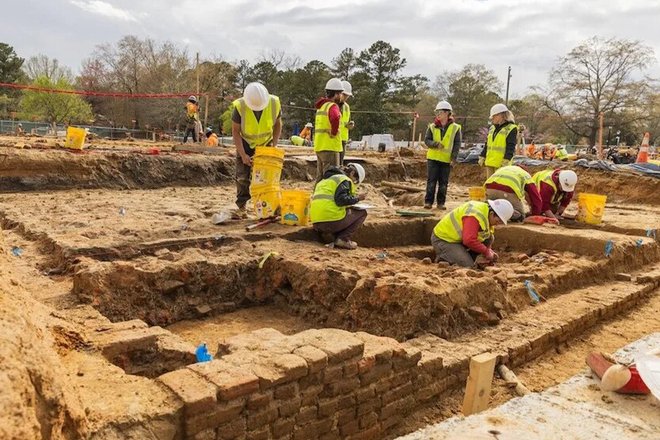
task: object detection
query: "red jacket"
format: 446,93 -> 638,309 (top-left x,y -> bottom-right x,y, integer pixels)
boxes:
539,170 -> 574,212
315,98 -> 341,136
462,216 -> 489,255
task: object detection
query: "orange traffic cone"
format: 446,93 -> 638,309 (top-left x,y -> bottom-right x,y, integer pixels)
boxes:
636,132 -> 650,163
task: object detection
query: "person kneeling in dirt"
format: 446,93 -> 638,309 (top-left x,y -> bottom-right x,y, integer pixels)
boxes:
310,163 -> 367,250
484,165 -> 543,222
431,199 -> 514,267
532,169 -> 577,222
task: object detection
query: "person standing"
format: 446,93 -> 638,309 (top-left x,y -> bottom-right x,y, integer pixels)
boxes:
339,80 -> 355,165
423,100 -> 462,210
484,165 -> 542,221
314,78 -> 344,181
183,95 -> 199,143
310,163 -> 367,250
231,82 -> 282,218
431,199 -> 514,267
479,103 -> 518,178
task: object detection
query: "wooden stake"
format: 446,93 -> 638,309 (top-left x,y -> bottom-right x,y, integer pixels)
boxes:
462,352 -> 497,416
204,94 -> 210,128
411,114 -> 417,149
597,112 -> 604,160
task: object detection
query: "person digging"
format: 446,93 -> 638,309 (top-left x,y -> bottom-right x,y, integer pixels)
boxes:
431,199 -> 514,267
310,163 -> 367,250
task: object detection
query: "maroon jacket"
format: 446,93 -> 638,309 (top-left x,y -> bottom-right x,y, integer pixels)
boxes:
539,170 -> 574,212
315,97 -> 341,136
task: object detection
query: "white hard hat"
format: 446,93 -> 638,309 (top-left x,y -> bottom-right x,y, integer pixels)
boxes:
188,95 -> 197,103
347,163 -> 365,184
325,78 -> 344,92
558,170 -> 577,192
487,199 -> 514,225
489,103 -> 509,118
243,82 -> 270,111
305,122 -> 313,128
341,80 -> 353,96
435,100 -> 452,112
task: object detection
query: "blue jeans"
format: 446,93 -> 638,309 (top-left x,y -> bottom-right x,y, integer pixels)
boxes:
425,160 -> 451,206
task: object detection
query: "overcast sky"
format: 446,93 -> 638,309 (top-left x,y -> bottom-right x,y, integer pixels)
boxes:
2,0 -> 659,97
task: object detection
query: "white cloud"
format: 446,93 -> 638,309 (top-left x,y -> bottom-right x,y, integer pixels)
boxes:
70,0 -> 138,22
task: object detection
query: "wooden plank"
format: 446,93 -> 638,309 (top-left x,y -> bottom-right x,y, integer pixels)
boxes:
382,181 -> 424,192
462,352 -> 497,416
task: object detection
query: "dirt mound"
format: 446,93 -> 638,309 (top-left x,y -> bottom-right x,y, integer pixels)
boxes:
0,232 -> 87,439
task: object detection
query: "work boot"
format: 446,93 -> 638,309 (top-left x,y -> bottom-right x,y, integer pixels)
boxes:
437,204 -> 447,210
423,204 -> 432,209
334,238 -> 358,250
231,206 -> 248,220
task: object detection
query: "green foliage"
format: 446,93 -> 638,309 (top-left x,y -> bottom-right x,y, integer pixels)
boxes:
20,76 -> 93,129
0,43 -> 25,117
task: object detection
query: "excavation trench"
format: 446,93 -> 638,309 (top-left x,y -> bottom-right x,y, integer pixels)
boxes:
72,219 -> 660,347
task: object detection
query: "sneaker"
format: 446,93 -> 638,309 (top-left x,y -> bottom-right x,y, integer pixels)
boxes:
423,204 -> 432,209
334,238 -> 358,250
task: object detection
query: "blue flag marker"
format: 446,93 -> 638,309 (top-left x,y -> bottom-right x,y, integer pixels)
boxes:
604,240 -> 614,257
195,343 -> 212,363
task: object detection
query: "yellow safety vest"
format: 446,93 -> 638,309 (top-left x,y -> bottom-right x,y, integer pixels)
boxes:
485,123 -> 518,168
426,122 -> 461,163
433,201 -> 492,243
232,95 -> 281,149
186,102 -> 199,122
554,148 -> 568,160
340,102 -> 351,142
485,165 -> 532,199
314,102 -> 343,153
310,174 -> 356,223
532,170 -> 563,205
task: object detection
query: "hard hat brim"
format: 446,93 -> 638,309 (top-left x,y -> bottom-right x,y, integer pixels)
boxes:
487,200 -> 509,225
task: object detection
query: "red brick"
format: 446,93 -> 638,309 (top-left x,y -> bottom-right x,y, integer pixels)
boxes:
272,417 -> 296,437
293,345 -> 329,373
343,361 -> 359,378
357,398 -> 380,417
274,382 -> 299,400
299,371 -> 322,388
359,363 -> 392,385
337,408 -> 356,425
246,404 -> 278,430
246,391 -> 273,410
380,412 -> 403,431
191,429 -> 216,440
246,427 -> 270,440
355,386 -> 376,403
358,357 -> 376,374
379,396 -> 414,421
322,364 -> 344,383
272,353 -> 309,382
318,397 -> 339,417
296,405 -> 317,424
381,382 -> 413,405
319,431 -> 342,440
293,419 -> 333,440
217,417 -> 247,440
301,384 -> 323,406
189,361 -> 260,401
278,396 -> 302,417
359,412 -> 378,429
158,369 -> 217,415
339,419 -> 359,437
326,377 -> 360,396
338,394 -> 356,410
300,329 -> 364,364
185,400 -> 245,435
392,347 -> 421,370
346,423 -> 382,440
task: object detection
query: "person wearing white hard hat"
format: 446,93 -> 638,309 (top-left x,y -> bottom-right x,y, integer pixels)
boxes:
205,127 -> 219,147
290,122 -> 312,147
183,95 -> 199,143
310,163 -> 367,250
480,103 -> 518,178
231,82 -> 282,218
532,169 -> 577,221
339,80 -> 355,165
431,199 -> 514,267
423,100 -> 462,210
314,78 -> 344,181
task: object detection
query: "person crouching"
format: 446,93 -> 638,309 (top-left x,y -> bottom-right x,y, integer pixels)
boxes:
310,163 -> 367,250
431,199 -> 514,267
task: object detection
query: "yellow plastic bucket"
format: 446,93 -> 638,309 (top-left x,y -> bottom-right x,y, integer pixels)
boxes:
251,147 -> 285,186
576,193 -> 607,225
280,190 -> 311,226
251,186 -> 281,219
65,127 -> 86,150
468,186 -> 486,201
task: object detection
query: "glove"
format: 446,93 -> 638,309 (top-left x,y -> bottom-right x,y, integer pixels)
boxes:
478,157 -> 485,167
485,248 -> 499,261
501,159 -> 510,166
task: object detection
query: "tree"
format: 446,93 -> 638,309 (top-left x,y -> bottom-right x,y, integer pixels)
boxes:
507,94 -> 568,143
542,37 -> 655,146
24,55 -> 72,81
331,48 -> 357,80
434,64 -> 503,141
0,43 -> 25,118
20,76 -> 93,132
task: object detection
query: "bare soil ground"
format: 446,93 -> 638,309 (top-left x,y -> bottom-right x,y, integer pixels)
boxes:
1,137 -> 659,439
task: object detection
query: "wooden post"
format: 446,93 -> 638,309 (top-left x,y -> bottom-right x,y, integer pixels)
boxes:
462,353 -> 497,416
597,112 -> 604,159
204,94 -> 210,128
196,52 -> 200,97
411,114 -> 417,149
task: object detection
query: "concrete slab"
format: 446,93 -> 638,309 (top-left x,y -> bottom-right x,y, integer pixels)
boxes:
398,333 -> 660,440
